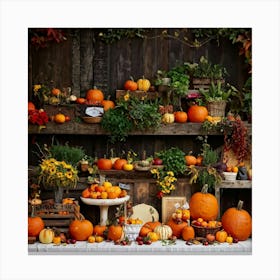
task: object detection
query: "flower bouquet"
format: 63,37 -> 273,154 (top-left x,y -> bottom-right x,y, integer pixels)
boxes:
38,158 -> 79,203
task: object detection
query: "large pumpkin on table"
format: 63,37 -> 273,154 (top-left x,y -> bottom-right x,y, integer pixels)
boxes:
189,184 -> 218,221
69,219 -> 94,241
187,105 -> 208,123
28,216 -> 45,237
221,200 -> 252,241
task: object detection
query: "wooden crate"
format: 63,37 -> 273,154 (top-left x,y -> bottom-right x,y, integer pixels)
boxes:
29,200 -> 81,231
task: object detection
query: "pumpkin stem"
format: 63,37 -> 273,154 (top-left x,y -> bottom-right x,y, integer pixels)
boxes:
130,76 -> 134,82
237,200 -> 244,210
201,184 -> 209,194
30,205 -> 36,217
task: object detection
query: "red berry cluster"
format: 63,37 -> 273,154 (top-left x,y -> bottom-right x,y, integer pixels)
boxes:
224,119 -> 250,162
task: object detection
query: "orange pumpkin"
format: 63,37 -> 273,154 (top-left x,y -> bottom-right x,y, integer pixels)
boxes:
124,77 -> 138,91
92,225 -> 107,236
102,100 -> 115,111
215,229 -> 228,243
54,113 -> 66,124
196,156 -> 203,166
182,223 -> 195,241
97,158 -> 113,170
76,97 -> 86,104
139,221 -> 161,237
187,105 -> 208,123
174,111 -> 188,123
86,88 -> 104,103
185,154 -> 197,166
167,218 -> 188,238
221,200 -> 252,241
107,224 -> 124,241
28,216 -> 45,237
51,88 -> 61,96
113,159 -> 127,170
189,184 -> 219,221
28,102 -> 36,112
69,219 -> 94,241
81,188 -> 91,198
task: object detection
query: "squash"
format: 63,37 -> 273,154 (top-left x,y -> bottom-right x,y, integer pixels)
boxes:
221,200 -> 252,241
28,216 -> 45,237
189,184 -> 218,221
69,219 -> 94,241
187,105 -> 208,123
139,221 -> 161,237
107,224 -> 124,241
167,218 -> 187,238
86,87 -> 104,104
147,231 -> 159,242
39,228 -> 55,244
215,229 -> 228,243
102,99 -> 115,111
137,77 -> 151,92
181,221 -> 195,241
97,158 -> 113,170
174,111 -> 188,123
124,77 -> 138,91
162,113 -> 175,124
154,224 -> 173,240
185,154 -> 197,166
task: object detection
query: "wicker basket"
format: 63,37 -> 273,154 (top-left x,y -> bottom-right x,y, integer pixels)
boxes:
82,116 -> 102,124
192,224 -> 222,238
207,101 -> 227,117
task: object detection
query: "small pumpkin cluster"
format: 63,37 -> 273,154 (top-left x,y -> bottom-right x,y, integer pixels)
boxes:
124,76 -> 151,92
81,181 -> 127,200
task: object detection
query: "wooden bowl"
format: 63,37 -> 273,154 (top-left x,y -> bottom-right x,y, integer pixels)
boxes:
82,116 -> 102,124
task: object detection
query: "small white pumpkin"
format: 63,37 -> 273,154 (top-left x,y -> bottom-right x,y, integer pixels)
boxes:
154,224 -> 173,240
39,228 -> 55,244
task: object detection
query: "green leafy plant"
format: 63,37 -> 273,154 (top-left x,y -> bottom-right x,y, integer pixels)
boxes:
155,147 -> 186,176
199,80 -> 238,102
187,137 -> 222,191
101,93 -> 161,143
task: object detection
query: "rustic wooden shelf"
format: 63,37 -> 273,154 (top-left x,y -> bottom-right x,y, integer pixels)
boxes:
215,180 -> 252,219
28,122 -> 252,136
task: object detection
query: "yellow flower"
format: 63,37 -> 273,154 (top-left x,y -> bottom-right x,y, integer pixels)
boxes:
33,84 -> 41,92
48,166 -> 56,175
56,172 -> 63,178
124,93 -> 130,101
65,171 -> 73,179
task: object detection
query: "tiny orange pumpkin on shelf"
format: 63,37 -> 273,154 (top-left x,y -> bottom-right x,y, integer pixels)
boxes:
174,111 -> 188,123
187,105 -> 208,123
124,77 -> 138,91
86,87 -> 104,103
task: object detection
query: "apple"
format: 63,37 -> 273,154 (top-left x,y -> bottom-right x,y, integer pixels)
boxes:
153,158 -> 163,165
206,233 -> 215,242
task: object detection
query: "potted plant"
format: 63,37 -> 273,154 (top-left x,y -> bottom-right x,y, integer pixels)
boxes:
186,137 -> 223,192
199,80 -> 238,117
185,56 -> 228,89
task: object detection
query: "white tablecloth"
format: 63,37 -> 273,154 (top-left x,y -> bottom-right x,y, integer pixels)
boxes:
28,239 -> 252,255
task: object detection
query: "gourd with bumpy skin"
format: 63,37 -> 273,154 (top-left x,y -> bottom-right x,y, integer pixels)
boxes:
28,216 -> 45,237
221,200 -> 252,241
137,77 -> 151,92
39,228 -> 55,244
189,184 -> 218,221
154,224 -> 173,240
162,113 -> 175,124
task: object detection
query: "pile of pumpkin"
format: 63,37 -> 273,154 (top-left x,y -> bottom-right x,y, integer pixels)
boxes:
81,181 -> 127,200
28,185 -> 252,246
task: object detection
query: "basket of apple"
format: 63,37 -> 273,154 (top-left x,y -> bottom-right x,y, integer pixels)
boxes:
191,218 -> 222,238
124,218 -> 143,240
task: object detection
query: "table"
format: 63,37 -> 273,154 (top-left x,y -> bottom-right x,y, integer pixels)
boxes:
28,239 -> 252,255
215,180 -> 252,219
80,196 -> 130,226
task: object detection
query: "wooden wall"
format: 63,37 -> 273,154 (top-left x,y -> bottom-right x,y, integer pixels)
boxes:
29,28 -> 249,100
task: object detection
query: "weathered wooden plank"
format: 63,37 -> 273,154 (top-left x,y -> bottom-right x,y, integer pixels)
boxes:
80,29 -> 94,96
28,122 -> 252,136
71,29 -> 81,96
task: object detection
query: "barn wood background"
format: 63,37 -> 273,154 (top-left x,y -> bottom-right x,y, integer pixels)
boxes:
28,28 -> 247,161
28,28 -> 251,221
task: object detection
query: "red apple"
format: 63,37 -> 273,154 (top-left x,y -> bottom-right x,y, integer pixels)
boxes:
206,233 -> 215,242
153,158 -> 163,165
